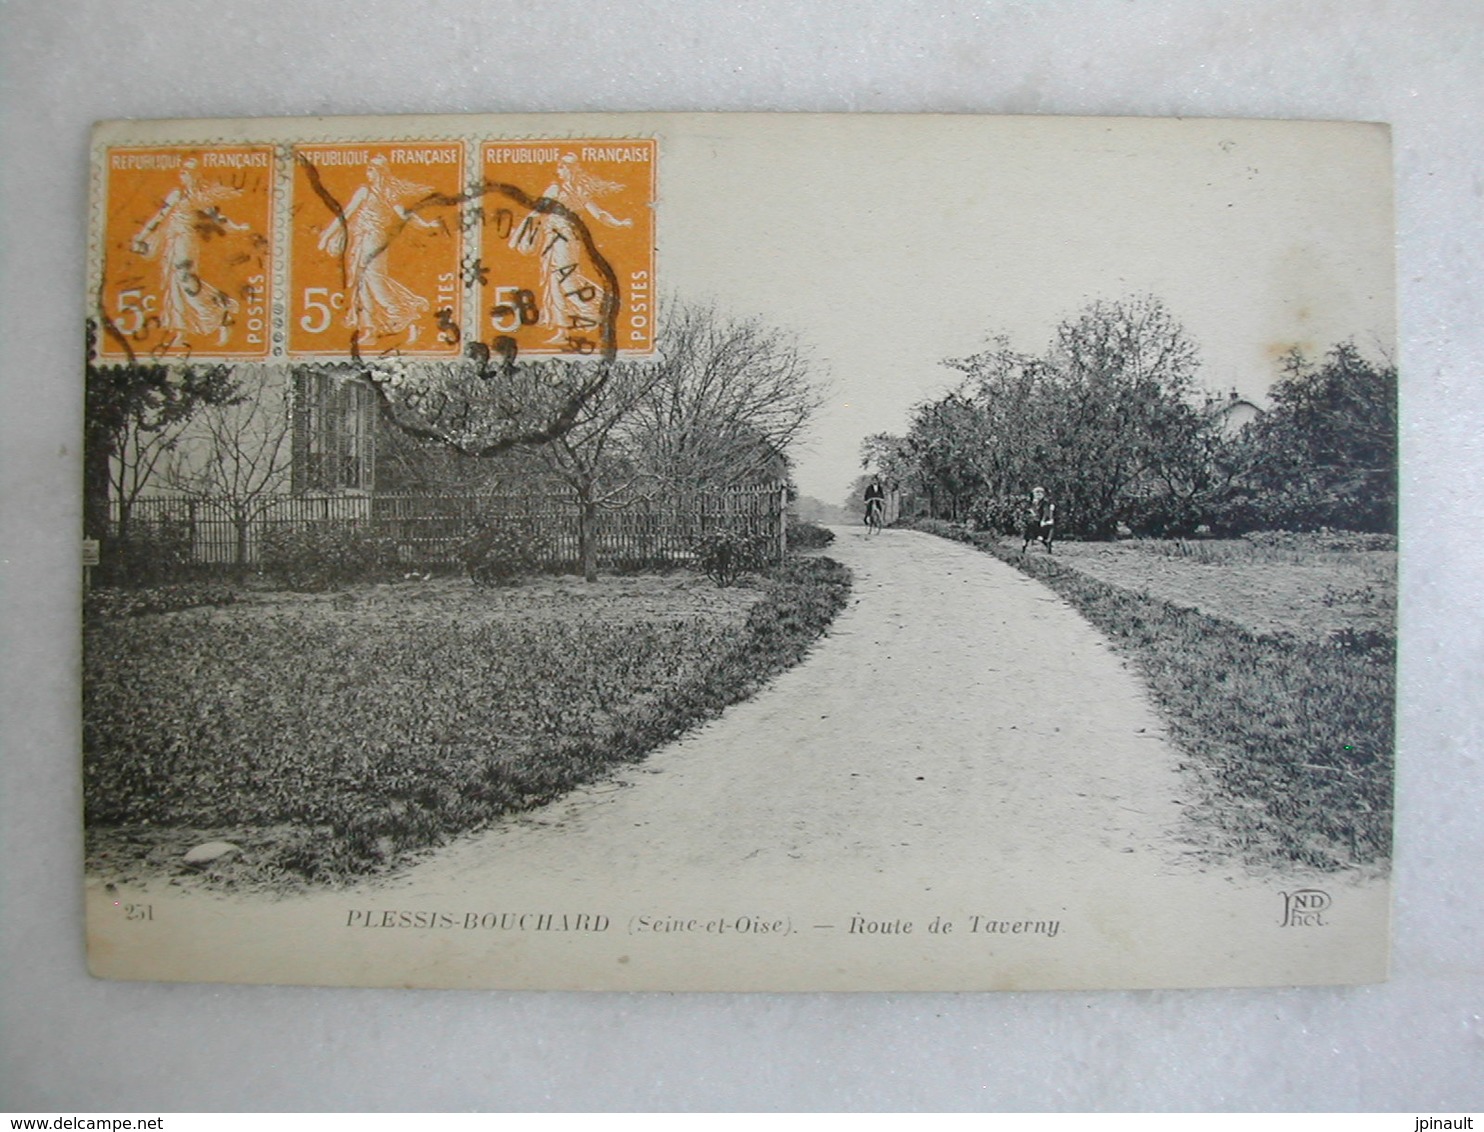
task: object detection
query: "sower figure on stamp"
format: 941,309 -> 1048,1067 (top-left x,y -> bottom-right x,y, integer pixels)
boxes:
510,154 -> 633,347
131,159 -> 249,345
317,156 -> 441,344
1021,485 -> 1055,553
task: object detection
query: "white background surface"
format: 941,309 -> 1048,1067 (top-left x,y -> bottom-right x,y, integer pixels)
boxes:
2,0 -> 1480,1112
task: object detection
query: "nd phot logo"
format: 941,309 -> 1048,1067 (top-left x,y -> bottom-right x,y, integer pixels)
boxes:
1280,889 -> 1332,927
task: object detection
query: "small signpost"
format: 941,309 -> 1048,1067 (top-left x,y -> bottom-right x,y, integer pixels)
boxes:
82,538 -> 99,591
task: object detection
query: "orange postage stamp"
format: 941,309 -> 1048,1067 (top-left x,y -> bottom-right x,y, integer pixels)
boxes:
479,139 -> 656,356
289,141 -> 465,359
99,146 -> 274,361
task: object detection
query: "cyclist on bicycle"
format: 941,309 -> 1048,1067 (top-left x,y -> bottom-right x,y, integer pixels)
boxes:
863,476 -> 886,531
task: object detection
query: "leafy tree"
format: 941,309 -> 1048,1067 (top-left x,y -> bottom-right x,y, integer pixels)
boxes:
1039,295 -> 1207,536
869,297 -> 1221,537
1141,391 -> 1249,535
938,342 -> 1052,520
858,432 -> 915,492
1231,343 -> 1396,532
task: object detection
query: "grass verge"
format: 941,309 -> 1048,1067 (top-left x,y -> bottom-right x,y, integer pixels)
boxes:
903,519 -> 1393,872
84,557 -> 852,889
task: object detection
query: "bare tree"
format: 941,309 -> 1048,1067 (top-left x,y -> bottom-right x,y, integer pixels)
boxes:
467,301 -> 825,582
522,360 -> 667,582
622,301 -> 825,490
366,301 -> 825,582
165,366 -> 294,580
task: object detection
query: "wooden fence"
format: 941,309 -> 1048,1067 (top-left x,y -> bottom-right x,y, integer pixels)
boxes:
113,484 -> 788,573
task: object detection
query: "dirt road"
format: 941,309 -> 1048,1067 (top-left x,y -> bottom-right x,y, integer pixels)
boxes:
358,526 -> 1193,912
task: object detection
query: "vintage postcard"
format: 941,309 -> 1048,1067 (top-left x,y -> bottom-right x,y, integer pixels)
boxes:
83,113 -> 1396,990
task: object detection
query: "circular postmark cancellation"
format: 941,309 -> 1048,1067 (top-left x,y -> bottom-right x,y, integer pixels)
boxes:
302,165 -> 624,457
91,137 -> 657,458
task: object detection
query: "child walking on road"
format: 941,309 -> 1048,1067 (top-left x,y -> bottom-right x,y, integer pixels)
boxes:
1022,486 -> 1055,553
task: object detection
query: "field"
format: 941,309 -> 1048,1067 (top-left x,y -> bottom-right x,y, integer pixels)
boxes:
1046,534 -> 1395,646
84,560 -> 852,889
909,521 -> 1396,873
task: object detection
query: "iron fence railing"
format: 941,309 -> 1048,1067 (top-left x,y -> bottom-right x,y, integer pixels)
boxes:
110,484 -> 788,571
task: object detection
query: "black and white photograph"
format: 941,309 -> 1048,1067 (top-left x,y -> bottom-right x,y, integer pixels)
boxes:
78,112 -> 1398,992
